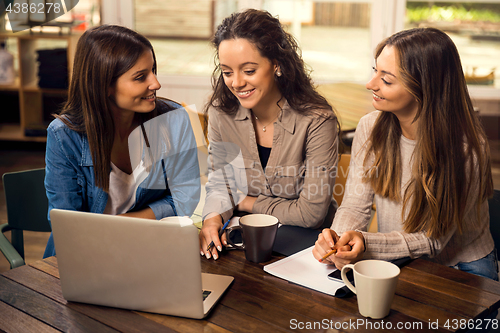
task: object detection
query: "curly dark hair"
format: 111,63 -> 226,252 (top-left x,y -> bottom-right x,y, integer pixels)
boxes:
205,9 -> 336,119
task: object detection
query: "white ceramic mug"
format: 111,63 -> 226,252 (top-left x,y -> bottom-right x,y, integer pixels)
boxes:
341,260 -> 400,319
161,216 -> 193,226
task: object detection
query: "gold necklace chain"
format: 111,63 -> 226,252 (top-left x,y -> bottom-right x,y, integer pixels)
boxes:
254,114 -> 279,132
253,97 -> 283,132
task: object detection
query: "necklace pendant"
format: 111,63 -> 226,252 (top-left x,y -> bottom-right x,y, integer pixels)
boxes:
263,126 -> 266,132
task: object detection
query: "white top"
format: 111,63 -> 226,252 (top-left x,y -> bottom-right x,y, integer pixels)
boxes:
104,161 -> 148,215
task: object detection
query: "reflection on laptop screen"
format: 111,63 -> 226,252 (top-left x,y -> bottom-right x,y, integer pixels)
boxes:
202,290 -> 212,301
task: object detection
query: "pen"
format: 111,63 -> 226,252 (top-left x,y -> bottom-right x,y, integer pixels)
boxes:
206,219 -> 230,252
320,247 -> 337,262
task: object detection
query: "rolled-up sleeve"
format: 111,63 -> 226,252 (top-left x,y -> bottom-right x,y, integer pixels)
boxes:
202,109 -> 238,223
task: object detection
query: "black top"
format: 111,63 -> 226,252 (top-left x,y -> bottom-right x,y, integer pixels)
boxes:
257,144 -> 272,169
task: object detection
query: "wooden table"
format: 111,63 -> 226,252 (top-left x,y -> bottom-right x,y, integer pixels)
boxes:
1,252 -> 500,332
317,82 -> 374,132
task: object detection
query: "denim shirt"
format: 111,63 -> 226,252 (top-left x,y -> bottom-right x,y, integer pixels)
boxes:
43,101 -> 201,257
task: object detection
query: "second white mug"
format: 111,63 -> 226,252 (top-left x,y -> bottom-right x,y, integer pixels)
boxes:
341,260 -> 400,319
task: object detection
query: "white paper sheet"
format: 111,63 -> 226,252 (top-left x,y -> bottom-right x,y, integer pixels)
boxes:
263,246 -> 345,296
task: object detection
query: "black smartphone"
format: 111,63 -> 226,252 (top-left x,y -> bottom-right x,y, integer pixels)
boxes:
328,257 -> 412,283
327,269 -> 354,283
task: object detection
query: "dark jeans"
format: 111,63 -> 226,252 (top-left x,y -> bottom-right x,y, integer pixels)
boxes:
452,249 -> 499,281
453,250 -> 499,332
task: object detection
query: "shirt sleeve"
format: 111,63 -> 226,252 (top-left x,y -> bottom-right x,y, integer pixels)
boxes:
164,108 -> 201,217
143,106 -> 201,218
45,122 -> 86,221
202,108 -> 239,223
330,114 -> 375,234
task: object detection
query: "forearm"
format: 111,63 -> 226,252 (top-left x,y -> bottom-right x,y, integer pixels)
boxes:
253,192 -> 333,228
121,207 -> 156,219
45,127 -> 86,215
359,228 -> 452,260
331,198 -> 373,234
147,195 -> 177,219
237,195 -> 257,213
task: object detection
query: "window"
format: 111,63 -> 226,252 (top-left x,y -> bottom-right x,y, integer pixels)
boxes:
406,1 -> 500,89
129,0 -> 375,83
2,0 -> 100,33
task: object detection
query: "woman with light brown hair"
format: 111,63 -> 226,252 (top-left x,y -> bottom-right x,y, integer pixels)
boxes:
313,27 -> 497,280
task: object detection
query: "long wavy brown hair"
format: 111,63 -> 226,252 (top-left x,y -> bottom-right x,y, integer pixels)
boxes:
205,9 -> 340,137
55,25 -> 164,191
364,27 -> 493,238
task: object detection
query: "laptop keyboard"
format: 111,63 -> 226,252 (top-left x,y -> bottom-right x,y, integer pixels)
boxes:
202,290 -> 212,301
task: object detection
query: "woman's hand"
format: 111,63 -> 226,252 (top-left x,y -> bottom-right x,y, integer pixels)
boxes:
199,213 -> 225,260
312,229 -> 364,269
330,230 -> 366,269
312,228 -> 341,265
236,195 -> 257,213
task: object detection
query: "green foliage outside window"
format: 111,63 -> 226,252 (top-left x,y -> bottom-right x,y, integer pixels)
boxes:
407,3 -> 500,23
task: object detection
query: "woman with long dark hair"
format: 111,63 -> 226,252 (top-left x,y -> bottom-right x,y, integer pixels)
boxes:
43,25 -> 200,257
200,9 -> 341,260
313,27 -> 497,280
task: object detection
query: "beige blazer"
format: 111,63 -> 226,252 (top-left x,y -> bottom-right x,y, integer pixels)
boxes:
202,101 -> 339,229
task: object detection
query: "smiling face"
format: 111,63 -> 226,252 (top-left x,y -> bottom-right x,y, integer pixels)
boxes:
109,50 -> 161,116
366,45 -> 418,119
218,38 -> 281,114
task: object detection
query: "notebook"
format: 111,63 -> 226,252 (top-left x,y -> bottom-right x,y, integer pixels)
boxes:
50,209 -> 233,319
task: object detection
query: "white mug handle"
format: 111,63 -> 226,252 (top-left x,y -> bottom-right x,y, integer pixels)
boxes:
341,264 -> 356,294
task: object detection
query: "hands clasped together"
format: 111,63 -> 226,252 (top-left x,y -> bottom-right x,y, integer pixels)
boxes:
312,229 -> 366,269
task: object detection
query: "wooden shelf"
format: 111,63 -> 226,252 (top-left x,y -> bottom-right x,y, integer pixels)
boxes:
0,124 -> 46,142
0,32 -> 79,142
22,80 -> 68,94
0,77 -> 20,91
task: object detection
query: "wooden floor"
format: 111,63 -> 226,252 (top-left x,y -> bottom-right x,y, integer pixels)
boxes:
1,140 -> 500,273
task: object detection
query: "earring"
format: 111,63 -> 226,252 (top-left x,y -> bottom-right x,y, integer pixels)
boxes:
276,70 -> 282,77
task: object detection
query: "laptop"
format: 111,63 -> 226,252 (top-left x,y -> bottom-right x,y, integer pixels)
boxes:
50,209 -> 233,319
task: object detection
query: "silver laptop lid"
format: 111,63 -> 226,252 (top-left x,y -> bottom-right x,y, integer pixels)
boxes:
51,209 -> 205,318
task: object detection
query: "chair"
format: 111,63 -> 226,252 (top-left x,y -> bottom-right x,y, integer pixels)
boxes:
0,168 -> 51,269
332,154 -> 378,232
333,154 -> 350,206
489,189 -> 500,252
